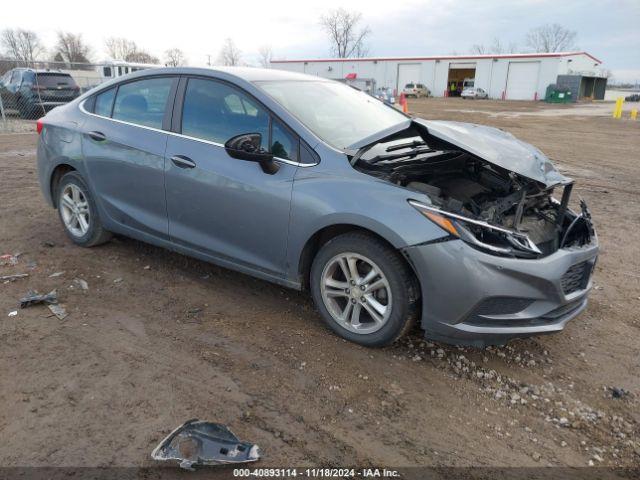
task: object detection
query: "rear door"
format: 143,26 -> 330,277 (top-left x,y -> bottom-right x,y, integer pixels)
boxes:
164,76 -> 298,277
81,76 -> 178,239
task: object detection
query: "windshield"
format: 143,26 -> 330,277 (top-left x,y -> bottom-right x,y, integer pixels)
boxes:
256,80 -> 407,149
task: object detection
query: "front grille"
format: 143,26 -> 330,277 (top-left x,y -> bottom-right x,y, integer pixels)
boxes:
561,261 -> 591,295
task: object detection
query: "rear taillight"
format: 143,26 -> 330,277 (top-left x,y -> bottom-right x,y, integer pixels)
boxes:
36,119 -> 44,134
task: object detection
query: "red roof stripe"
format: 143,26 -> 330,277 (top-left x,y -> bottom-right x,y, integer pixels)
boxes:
271,51 -> 602,65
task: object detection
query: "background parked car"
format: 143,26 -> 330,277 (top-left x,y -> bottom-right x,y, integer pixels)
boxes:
461,87 -> 488,99
0,68 -> 80,118
624,93 -> 640,102
402,83 -> 429,98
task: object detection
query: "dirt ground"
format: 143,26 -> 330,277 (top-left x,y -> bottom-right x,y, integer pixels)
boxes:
0,98 -> 639,473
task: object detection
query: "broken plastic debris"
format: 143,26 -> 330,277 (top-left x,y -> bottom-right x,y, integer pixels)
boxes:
19,290 -> 58,308
609,387 -> 629,399
48,304 -> 68,320
151,419 -> 260,471
74,278 -> 89,290
1,273 -> 29,282
49,271 -> 65,278
8,311 -> 17,317
0,253 -> 21,266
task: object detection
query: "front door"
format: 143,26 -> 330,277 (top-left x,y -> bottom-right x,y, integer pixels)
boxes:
82,76 -> 177,239
0,70 -> 20,110
164,77 -> 299,277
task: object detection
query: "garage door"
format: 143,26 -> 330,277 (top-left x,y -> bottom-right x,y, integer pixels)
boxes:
397,63 -> 421,91
505,62 -> 541,100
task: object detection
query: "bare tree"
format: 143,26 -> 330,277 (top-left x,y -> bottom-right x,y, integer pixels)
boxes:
54,32 -> 91,64
105,37 -> 138,60
218,38 -> 242,66
257,45 -> 273,68
105,37 -> 159,64
320,8 -> 371,58
1,29 -> 44,65
471,37 -> 518,55
525,24 -> 577,53
127,50 -> 160,64
164,48 -> 187,67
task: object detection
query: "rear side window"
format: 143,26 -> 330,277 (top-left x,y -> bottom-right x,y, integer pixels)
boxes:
94,88 -> 116,117
112,77 -> 173,129
36,74 -> 77,89
181,78 -> 269,147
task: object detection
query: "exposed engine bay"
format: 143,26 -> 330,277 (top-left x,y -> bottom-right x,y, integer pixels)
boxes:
350,122 -> 595,258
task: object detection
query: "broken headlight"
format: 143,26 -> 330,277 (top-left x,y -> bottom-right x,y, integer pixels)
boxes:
409,200 -> 542,258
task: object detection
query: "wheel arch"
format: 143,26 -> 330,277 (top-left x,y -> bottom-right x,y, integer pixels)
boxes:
296,223 -> 421,294
50,163 -> 77,208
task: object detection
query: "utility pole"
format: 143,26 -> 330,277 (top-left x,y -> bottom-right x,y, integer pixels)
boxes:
206,54 -> 212,66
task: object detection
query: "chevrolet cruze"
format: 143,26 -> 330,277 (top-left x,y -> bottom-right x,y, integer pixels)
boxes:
36,67 -> 598,347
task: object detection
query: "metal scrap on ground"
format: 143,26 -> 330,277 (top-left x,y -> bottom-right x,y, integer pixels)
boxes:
151,419 -> 260,471
19,289 -> 58,308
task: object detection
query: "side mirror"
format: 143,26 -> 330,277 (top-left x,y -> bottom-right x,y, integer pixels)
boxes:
224,133 -> 279,174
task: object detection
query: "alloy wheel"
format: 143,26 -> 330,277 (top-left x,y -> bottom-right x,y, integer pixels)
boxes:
60,184 -> 90,238
320,252 -> 392,334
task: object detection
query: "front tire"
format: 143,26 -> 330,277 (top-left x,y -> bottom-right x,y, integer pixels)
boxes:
56,171 -> 112,247
310,232 -> 419,347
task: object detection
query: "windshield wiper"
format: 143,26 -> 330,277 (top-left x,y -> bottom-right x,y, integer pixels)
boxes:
385,139 -> 428,152
372,147 -> 436,163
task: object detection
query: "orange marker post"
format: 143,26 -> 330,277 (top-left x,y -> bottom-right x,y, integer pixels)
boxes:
399,92 -> 408,113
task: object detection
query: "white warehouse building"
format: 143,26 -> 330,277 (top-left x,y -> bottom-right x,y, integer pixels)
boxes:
270,51 -> 607,101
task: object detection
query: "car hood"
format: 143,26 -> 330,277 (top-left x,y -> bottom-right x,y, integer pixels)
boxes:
415,119 -> 569,187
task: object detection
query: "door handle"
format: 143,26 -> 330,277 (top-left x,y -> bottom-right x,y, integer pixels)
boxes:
171,155 -> 196,169
87,131 -> 106,142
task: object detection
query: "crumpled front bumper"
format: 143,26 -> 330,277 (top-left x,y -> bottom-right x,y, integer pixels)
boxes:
403,238 -> 599,347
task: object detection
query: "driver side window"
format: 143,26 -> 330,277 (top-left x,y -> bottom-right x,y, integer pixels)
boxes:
181,78 -> 269,148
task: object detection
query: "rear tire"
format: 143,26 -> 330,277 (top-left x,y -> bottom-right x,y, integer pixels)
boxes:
310,232 -> 419,347
56,171 -> 112,247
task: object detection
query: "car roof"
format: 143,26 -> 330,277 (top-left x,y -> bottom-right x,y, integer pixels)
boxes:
125,66 -> 332,83
10,68 -> 70,75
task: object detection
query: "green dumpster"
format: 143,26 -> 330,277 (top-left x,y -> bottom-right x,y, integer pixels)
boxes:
545,85 -> 573,103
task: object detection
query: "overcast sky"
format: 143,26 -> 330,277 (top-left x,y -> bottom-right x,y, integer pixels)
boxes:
3,0 -> 639,82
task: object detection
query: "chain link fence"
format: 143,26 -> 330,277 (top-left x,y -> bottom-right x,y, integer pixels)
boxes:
0,59 -> 135,133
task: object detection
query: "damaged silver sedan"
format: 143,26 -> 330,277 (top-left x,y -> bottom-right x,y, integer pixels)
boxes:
36,68 -> 597,348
